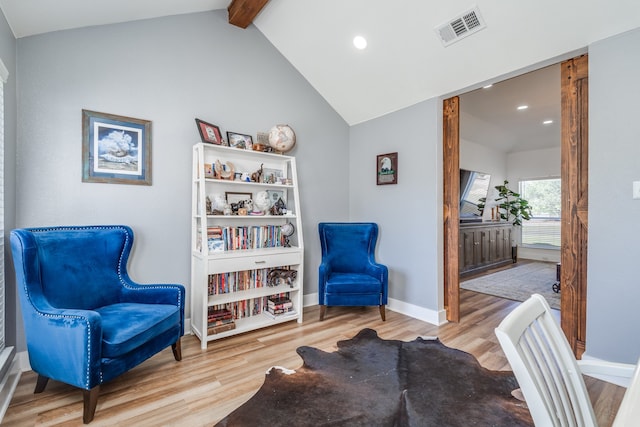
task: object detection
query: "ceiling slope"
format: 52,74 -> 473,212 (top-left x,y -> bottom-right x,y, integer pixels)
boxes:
2,1 -> 640,125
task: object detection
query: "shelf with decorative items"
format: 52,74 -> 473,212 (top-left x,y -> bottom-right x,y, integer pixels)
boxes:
191,142 -> 304,349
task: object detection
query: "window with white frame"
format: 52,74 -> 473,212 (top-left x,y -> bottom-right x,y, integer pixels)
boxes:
519,178 -> 561,249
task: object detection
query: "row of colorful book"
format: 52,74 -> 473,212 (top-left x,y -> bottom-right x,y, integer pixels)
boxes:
207,268 -> 281,295
206,225 -> 287,252
207,293 -> 294,328
206,306 -> 235,335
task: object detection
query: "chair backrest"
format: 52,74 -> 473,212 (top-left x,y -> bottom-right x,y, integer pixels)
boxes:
495,294 -> 597,427
11,225 -> 133,310
318,222 -> 379,273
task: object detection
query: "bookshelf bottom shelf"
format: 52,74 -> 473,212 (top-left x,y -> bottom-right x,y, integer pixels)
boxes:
192,311 -> 301,347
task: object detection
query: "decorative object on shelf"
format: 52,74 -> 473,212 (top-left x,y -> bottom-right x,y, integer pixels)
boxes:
267,269 -> 298,288
262,167 -> 282,184
270,198 -> 286,216
478,180 -> 532,226
210,193 -> 226,215
195,118 -> 224,145
266,190 -> 284,206
251,163 -> 264,183
254,190 -> 271,214
281,221 -> 295,247
257,132 -> 270,150
376,152 -> 398,185
268,124 -> 296,153
204,163 -> 214,178
206,196 -> 212,215
82,109 -> 152,185
215,159 -> 235,180
227,131 -> 254,150
226,192 -> 252,215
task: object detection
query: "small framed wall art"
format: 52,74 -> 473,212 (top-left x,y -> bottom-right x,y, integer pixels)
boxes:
82,109 -> 152,185
227,131 -> 253,150
376,152 -> 398,185
195,118 -> 224,145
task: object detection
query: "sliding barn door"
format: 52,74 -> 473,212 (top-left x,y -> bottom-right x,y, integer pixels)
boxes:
560,55 -> 589,357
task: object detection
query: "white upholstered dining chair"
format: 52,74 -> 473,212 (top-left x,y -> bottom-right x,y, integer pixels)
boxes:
495,293 -> 638,427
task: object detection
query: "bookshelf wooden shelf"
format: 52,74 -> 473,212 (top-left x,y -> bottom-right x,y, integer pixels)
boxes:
190,143 -> 304,349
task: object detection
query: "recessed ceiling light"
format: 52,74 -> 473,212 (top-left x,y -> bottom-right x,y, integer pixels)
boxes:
353,36 -> 367,50
543,120 -> 554,125
517,105 -> 528,110
482,84 -> 493,89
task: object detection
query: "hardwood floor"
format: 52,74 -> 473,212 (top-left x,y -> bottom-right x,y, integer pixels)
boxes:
5,290 -> 625,426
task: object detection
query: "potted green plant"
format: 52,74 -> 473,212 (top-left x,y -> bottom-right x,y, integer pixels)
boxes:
478,180 -> 533,226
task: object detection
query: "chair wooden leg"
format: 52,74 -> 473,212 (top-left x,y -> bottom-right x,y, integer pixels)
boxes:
319,305 -> 326,321
379,305 -> 386,321
34,374 -> 49,393
172,338 -> 182,361
82,386 -> 100,424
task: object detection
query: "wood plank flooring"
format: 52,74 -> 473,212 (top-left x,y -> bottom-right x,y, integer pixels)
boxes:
5,290 -> 626,426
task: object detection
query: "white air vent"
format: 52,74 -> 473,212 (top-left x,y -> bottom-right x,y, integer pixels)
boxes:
435,6 -> 486,47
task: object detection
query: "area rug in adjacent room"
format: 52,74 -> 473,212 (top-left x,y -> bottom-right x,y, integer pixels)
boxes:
215,328 -> 532,426
461,261 -> 560,310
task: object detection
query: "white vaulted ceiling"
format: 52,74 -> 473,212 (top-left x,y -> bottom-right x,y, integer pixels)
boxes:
1,0 -> 640,130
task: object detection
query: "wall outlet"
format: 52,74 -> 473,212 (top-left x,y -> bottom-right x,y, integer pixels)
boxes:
633,181 -> 640,199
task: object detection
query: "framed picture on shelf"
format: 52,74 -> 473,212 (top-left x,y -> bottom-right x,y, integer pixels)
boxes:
376,152 -> 398,185
262,167 -> 283,184
225,191 -> 252,206
266,190 -> 285,206
195,118 -> 224,145
82,109 -> 152,185
227,132 -> 253,150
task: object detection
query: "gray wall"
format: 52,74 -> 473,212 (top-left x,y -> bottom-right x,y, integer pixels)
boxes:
349,99 -> 444,323
12,11 -> 349,351
587,27 -> 640,363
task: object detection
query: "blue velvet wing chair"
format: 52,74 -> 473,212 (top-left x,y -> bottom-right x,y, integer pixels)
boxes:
318,222 -> 388,321
11,225 -> 185,423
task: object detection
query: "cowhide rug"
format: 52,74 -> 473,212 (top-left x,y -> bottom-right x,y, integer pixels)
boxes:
215,328 -> 532,426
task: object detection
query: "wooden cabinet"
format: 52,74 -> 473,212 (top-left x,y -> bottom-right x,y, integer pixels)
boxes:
459,223 -> 513,277
190,143 -> 304,349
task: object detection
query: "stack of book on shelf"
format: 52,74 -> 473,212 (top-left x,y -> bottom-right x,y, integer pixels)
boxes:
265,296 -> 294,319
207,307 -> 235,335
207,226 -> 224,252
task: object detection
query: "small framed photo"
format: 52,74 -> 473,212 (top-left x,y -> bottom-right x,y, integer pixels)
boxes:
225,191 -> 252,205
227,131 -> 253,150
266,190 -> 285,206
82,109 -> 151,185
262,167 -> 283,184
195,118 -> 224,145
377,152 -> 398,185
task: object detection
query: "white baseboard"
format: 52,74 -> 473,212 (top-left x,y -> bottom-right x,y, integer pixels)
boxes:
387,297 -> 447,326
304,292 -> 445,326
581,353 -> 632,387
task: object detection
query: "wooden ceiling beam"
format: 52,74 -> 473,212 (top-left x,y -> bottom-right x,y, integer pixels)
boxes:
228,0 -> 270,29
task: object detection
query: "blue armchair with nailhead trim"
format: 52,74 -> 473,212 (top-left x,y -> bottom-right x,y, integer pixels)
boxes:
11,225 -> 185,423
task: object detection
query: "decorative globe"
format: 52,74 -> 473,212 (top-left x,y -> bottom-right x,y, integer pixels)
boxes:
281,221 -> 295,247
268,124 -> 296,153
281,222 -> 294,237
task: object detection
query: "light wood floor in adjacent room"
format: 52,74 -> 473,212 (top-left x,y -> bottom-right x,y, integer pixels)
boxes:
5,290 -> 626,426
